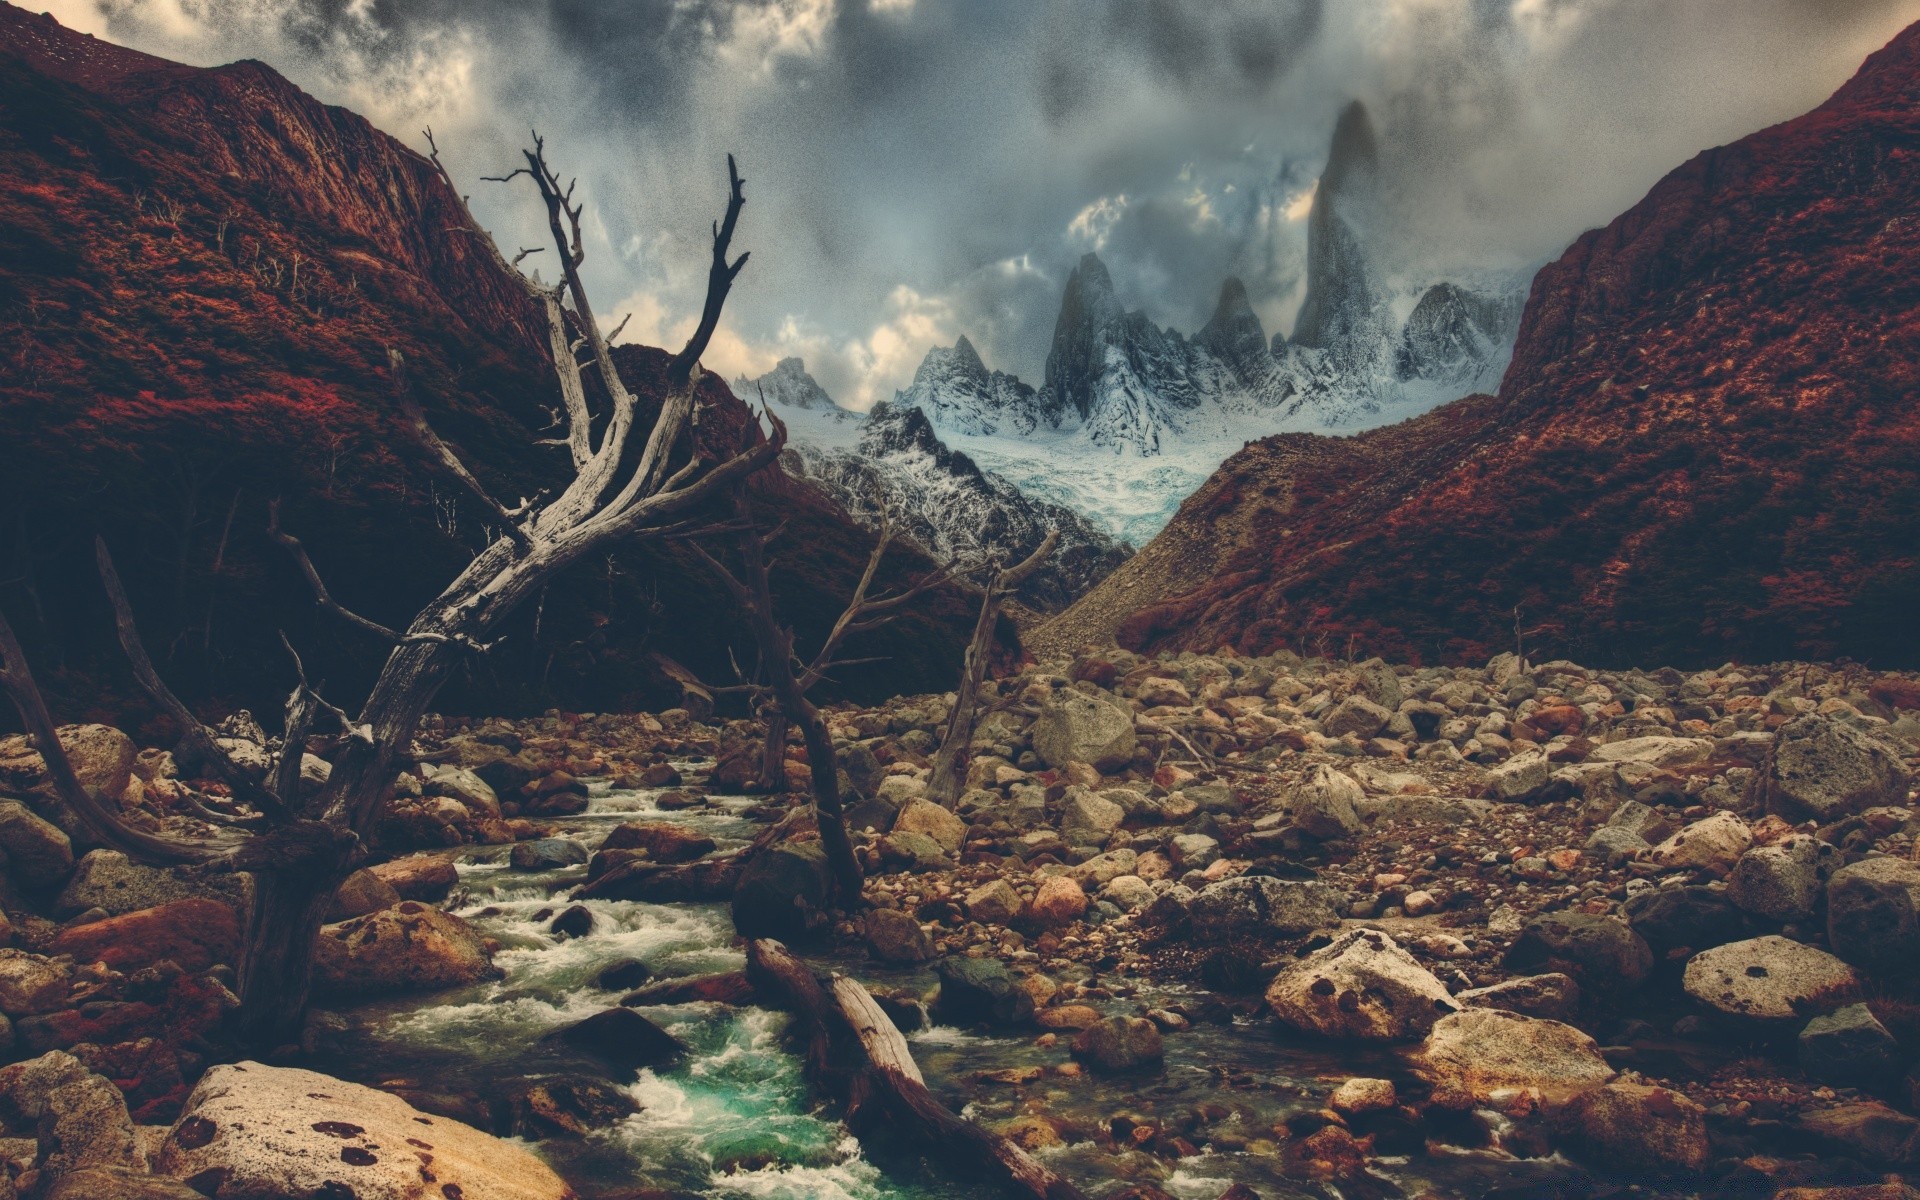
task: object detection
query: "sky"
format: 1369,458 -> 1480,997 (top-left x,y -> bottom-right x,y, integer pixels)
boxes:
43,0 -> 1920,410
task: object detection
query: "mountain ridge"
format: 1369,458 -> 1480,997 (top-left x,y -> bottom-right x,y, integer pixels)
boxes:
1045,18 -> 1920,668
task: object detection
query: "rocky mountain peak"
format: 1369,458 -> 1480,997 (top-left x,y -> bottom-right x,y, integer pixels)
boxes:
733,357 -> 841,411
1290,100 -> 1388,362
1042,252 -> 1126,424
1195,276 -> 1270,380
950,333 -> 986,377
1320,99 -> 1379,203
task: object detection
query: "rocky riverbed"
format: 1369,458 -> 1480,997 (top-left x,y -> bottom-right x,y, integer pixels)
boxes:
0,647 -> 1916,1198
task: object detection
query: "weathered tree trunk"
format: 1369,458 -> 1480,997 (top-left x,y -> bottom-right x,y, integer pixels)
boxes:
757,708 -> 790,793
0,142 -> 783,1052
927,530 -> 1057,806
694,493 -> 864,905
746,939 -> 1089,1200
234,864 -> 349,1048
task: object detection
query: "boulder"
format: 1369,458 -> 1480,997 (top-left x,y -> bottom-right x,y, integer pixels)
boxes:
1623,886 -> 1747,955
48,898 -> 239,973
1650,812 -> 1751,872
1058,788 -> 1125,848
0,950 -> 71,1016
155,1062 -> 571,1199
600,822 -> 716,863
1186,876 -> 1345,939
1483,748 -> 1553,801
731,842 -> 832,940
548,904 -> 595,939
1168,833 -> 1219,869
1329,1077 -> 1397,1118
326,868 -> 402,921
1324,695 -> 1392,739
1593,736 -> 1713,767
1564,1082 -> 1710,1174
1100,875 -> 1154,911
1799,1003 -> 1902,1089
1728,834 -> 1842,921
1028,876 -> 1087,928
1753,714 -> 1909,822
1504,912 -> 1652,992
33,725 -> 135,801
1068,848 -> 1138,887
965,879 -> 1022,925
1030,692 -> 1136,772
1264,928 -> 1457,1041
1681,935 -> 1858,1021
864,908 -> 934,963
314,903 -> 497,998
877,830 -> 951,872
1413,1009 -> 1614,1103
1796,1103 -> 1920,1167
1455,973 -> 1581,1022
55,850 -> 238,918
424,766 -> 501,818
1135,677 -> 1192,707
1070,1017 -> 1164,1072
553,1007 -> 685,1072
1290,765 -> 1362,838
0,1050 -> 143,1178
934,957 -> 1033,1027
892,799 -> 967,855
508,838 -> 589,871
1584,826 -> 1650,864
366,854 -> 459,902
1827,857 -> 1920,975
0,800 -> 72,888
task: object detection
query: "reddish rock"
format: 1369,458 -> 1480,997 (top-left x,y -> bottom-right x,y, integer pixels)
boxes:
367,854 -> 460,902
600,822 -> 716,863
1027,876 -> 1088,929
49,899 -> 239,973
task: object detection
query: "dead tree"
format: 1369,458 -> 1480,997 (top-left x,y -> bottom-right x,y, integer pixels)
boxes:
729,512 -> 949,794
925,530 -> 1058,805
691,495 -> 947,904
0,135 -> 781,1049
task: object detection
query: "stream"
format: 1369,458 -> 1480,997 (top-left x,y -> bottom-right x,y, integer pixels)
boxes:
314,770 -> 1590,1200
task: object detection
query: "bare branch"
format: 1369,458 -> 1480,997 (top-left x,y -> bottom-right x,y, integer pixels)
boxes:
667,154 -> 748,387
95,538 -> 292,822
267,501 -> 401,642
0,602 -> 237,863
386,348 -> 532,550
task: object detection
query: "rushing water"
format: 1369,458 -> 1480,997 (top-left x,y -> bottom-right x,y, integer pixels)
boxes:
315,773 -> 1587,1200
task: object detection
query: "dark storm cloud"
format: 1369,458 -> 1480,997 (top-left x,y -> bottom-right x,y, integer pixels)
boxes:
52,0 -> 1920,405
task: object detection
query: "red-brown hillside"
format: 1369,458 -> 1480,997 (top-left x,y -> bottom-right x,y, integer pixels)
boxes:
0,4 -> 976,717
1085,20 -> 1920,668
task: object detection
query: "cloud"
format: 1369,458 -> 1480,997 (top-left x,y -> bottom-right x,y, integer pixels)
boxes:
42,0 -> 1920,408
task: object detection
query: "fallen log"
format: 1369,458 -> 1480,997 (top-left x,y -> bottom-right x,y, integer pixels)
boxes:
620,970 -> 755,1007
746,938 -> 1088,1200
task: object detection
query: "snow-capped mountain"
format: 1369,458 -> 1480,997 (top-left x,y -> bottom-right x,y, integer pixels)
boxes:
858,100 -> 1526,543
733,356 -> 851,413
746,360 -> 1131,611
891,335 -> 1043,437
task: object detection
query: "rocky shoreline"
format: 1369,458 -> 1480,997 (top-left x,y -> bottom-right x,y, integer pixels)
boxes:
0,647 -> 1915,1198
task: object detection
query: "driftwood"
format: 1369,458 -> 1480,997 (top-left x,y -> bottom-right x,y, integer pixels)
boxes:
746,939 -> 1088,1200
